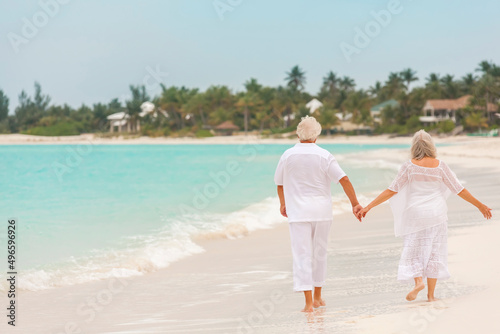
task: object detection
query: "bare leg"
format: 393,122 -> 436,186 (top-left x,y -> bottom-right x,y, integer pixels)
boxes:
313,287 -> 326,308
427,278 -> 439,302
406,277 -> 425,301
302,291 -> 314,312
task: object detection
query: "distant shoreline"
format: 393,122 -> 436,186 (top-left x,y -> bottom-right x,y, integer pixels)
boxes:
0,133 -> 496,146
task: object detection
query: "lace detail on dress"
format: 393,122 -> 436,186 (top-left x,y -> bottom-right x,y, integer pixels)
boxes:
440,161 -> 465,194
397,223 -> 450,282
388,161 -> 411,192
388,160 -> 464,194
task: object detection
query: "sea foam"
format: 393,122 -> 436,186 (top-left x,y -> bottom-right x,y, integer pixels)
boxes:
0,193 -> 378,292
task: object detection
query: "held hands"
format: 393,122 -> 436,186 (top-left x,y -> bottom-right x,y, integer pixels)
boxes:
352,204 -> 363,222
355,206 -> 370,221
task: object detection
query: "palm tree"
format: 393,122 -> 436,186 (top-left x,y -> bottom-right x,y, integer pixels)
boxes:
273,86 -> 293,127
126,85 -> 150,132
244,78 -> 262,93
476,60 -> 494,76
336,76 -> 356,110
384,72 -> 404,97
285,65 -> 306,91
183,91 -> 207,126
397,90 -> 411,119
159,85 -> 181,129
319,108 -> 339,135
460,73 -> 477,95
400,68 -> 418,91
0,89 -> 9,122
441,74 -> 458,98
339,76 -> 355,92
426,73 -> 440,84
322,71 -> 339,96
475,74 -> 500,120
425,73 -> 442,98
341,90 -> 369,123
236,92 -> 261,135
368,81 -> 382,97
204,85 -> 234,111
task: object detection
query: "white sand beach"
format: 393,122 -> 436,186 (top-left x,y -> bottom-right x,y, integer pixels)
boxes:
0,132 -> 492,145
1,136 -> 499,334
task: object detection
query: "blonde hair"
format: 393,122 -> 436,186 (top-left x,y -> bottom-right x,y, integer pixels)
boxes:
296,116 -> 322,141
411,129 -> 437,160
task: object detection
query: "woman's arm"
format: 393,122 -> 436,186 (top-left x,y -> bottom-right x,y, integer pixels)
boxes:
358,189 -> 397,218
458,188 -> 492,219
277,185 -> 287,217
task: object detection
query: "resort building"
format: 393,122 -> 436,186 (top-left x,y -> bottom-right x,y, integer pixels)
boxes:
420,95 -> 498,126
370,99 -> 399,124
107,112 -> 130,132
107,102 -> 156,133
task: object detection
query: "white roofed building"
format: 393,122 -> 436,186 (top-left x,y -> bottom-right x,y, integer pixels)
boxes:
107,101 -> 157,133
306,98 -> 323,114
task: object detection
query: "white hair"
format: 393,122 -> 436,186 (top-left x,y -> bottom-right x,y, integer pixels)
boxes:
296,116 -> 322,141
411,129 -> 437,160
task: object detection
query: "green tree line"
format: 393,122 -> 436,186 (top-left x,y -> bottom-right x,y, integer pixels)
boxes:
0,61 -> 499,137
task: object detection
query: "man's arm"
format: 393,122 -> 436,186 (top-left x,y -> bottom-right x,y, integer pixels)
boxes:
338,176 -> 362,221
277,185 -> 287,217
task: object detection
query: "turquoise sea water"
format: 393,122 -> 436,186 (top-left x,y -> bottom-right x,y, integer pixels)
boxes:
0,143 -> 408,291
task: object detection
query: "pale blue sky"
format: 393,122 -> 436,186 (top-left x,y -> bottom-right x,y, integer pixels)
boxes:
1,0 -> 500,111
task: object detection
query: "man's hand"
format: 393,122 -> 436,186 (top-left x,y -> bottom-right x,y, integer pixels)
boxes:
352,204 -> 363,222
280,204 -> 287,217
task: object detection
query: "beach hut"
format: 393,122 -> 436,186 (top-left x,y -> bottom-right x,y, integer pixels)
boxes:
215,120 -> 239,136
306,98 -> 323,114
107,112 -> 130,133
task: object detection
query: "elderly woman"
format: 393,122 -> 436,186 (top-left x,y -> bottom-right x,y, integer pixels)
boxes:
274,116 -> 362,312
358,130 -> 492,302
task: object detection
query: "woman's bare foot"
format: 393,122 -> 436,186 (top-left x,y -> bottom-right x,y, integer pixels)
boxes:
427,295 -> 440,302
313,298 -> 326,308
301,304 -> 314,312
406,282 -> 425,301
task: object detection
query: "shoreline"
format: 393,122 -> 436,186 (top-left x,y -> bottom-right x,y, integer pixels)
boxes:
1,139 -> 498,333
0,133 -> 497,146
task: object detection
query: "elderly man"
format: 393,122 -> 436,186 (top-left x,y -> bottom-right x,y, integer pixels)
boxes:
274,116 -> 362,312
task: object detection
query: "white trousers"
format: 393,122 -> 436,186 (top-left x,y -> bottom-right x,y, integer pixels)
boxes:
288,220 -> 332,292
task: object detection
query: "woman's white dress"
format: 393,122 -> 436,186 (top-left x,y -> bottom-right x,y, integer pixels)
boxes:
388,160 -> 464,282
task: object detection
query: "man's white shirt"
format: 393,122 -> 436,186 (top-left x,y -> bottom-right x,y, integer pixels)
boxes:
274,143 -> 346,222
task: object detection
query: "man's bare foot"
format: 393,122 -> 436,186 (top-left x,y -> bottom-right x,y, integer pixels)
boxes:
406,282 -> 425,301
301,305 -> 314,312
313,298 -> 326,308
427,296 -> 440,302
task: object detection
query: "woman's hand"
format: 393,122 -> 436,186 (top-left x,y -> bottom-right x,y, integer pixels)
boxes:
280,204 -> 287,217
358,206 -> 370,219
478,203 -> 492,219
